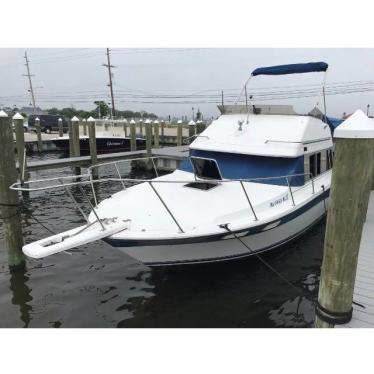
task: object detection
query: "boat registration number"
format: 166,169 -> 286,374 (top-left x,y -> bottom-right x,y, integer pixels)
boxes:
270,194 -> 289,208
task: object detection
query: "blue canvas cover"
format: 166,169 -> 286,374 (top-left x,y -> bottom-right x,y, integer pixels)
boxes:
252,62 -> 328,76
325,116 -> 344,134
178,150 -> 305,186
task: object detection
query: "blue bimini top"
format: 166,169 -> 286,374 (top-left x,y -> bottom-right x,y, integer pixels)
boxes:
252,62 -> 328,76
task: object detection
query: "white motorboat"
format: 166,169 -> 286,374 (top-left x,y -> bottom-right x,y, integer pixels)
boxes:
51,118 -> 146,154
13,62 -> 338,266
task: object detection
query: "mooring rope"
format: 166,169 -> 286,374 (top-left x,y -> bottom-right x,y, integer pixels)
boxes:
219,223 -> 308,296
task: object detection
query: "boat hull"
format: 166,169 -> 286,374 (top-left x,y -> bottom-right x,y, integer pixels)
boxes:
51,137 -> 146,155
105,190 -> 329,266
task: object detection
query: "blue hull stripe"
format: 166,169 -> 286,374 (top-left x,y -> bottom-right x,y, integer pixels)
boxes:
145,215 -> 325,266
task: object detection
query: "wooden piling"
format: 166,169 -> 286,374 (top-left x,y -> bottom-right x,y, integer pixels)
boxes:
196,121 -> 206,135
145,119 -> 153,157
188,120 -> 196,140
70,116 -> 80,158
35,117 -> 42,152
82,118 -> 87,136
153,120 -> 160,148
177,120 -> 183,146
87,116 -> 98,179
315,110 -> 374,328
123,120 -> 128,137
70,116 -> 81,174
58,117 -> 64,137
13,113 -> 28,185
161,120 -> 165,145
0,111 -> 25,271
139,120 -> 143,135
130,119 -> 137,151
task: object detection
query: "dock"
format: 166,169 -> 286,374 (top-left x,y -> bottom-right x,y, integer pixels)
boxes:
19,145 -> 189,172
337,191 -> 374,328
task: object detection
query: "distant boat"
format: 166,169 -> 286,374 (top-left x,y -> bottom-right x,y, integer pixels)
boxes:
50,134 -> 146,154
51,118 -> 147,154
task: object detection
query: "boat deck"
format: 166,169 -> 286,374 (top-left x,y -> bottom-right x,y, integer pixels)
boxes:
337,191 -> 374,328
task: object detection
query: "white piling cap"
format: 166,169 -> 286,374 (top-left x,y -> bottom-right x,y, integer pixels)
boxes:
35,117 -> 40,121
145,119 -> 151,124
0,110 -> 8,118
12,112 -> 24,120
188,120 -> 196,126
334,109 -> 374,139
153,120 -> 159,124
58,117 -> 62,122
82,118 -> 87,122
177,119 -> 183,124
71,116 -> 79,122
130,119 -> 136,124
123,118 -> 128,123
87,116 -> 95,122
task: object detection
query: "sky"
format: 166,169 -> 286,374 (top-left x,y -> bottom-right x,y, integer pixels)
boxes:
1,48 -> 374,119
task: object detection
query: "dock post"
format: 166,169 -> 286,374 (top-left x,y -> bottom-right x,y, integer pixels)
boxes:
13,113 -> 28,185
188,120 -> 196,141
138,120 -> 142,135
123,119 -> 128,137
130,119 -> 137,151
35,117 -> 42,152
145,119 -> 153,157
87,116 -> 98,179
153,120 -> 160,148
315,110 -> 374,328
70,116 -> 80,158
70,116 -> 81,174
58,117 -> 63,137
0,111 -> 25,272
161,120 -> 165,146
196,120 -> 206,135
177,120 -> 183,146
82,118 -> 87,136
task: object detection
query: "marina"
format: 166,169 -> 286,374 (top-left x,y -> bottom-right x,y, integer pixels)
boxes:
1,52 -> 374,330
2,2 -> 373,373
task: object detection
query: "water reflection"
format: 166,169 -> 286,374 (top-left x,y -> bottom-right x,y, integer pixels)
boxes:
9,269 -> 33,328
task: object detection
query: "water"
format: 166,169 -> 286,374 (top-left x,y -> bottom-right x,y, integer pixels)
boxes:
0,153 -> 325,327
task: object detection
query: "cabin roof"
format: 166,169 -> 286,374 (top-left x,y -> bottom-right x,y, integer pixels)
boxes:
190,113 -> 333,158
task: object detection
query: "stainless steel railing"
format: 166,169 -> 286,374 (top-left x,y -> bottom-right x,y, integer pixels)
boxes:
10,155 -> 322,233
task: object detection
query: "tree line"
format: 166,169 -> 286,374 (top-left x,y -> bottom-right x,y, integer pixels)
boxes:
46,101 -> 158,120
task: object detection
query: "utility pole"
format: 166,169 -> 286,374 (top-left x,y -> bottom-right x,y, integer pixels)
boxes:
23,51 -> 36,114
103,48 -> 116,119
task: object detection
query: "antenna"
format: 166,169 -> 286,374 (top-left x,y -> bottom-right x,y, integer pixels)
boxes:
23,51 -> 36,114
102,48 -> 116,119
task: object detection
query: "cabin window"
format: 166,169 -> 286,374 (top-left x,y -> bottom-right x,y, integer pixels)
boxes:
190,157 -> 222,180
306,149 -> 333,178
309,152 -> 321,178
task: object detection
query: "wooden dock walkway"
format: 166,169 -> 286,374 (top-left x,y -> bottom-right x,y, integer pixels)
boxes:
337,191 -> 374,328
19,145 -> 189,172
